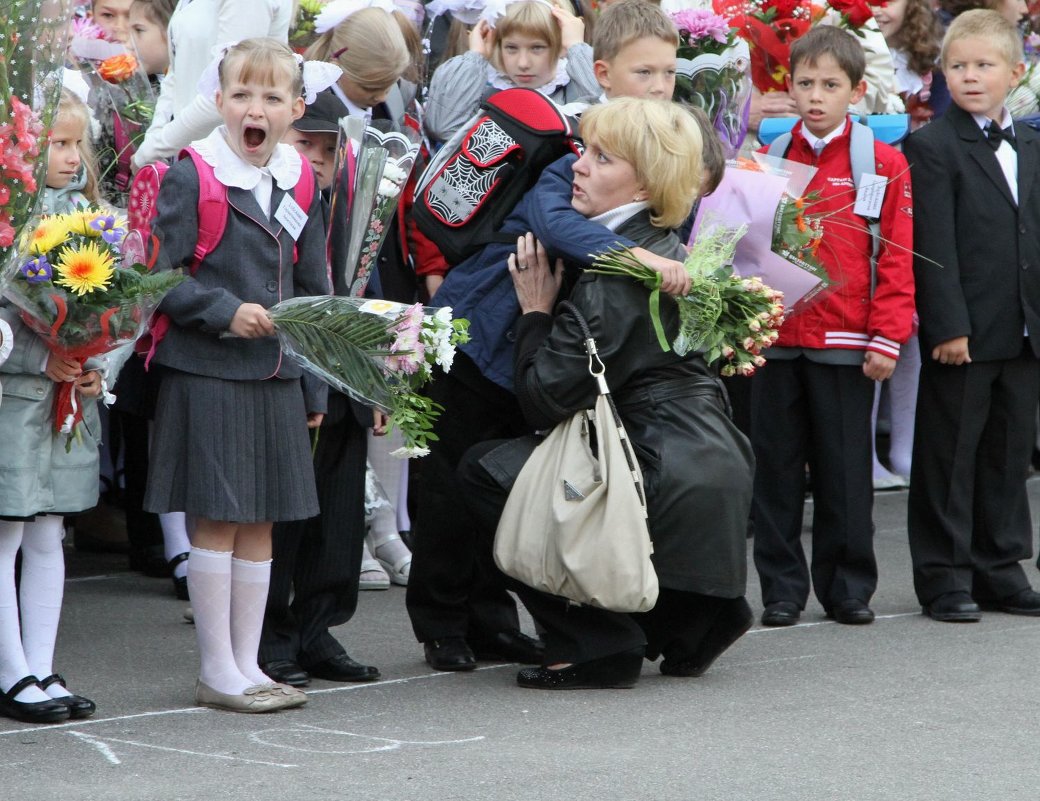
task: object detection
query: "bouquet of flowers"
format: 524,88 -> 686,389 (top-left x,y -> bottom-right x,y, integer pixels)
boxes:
327,115 -> 422,296
2,209 -> 185,445
289,0 -> 331,53
269,296 -> 470,456
671,9 -> 752,158
714,0 -> 813,93
692,154 -> 833,314
0,0 -> 70,252
824,0 -> 888,36
69,36 -> 157,197
588,228 -> 785,376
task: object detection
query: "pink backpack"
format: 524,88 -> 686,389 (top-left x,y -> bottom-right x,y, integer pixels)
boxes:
129,147 -> 315,367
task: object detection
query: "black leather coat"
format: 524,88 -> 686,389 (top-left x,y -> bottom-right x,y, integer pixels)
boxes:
513,212 -> 754,597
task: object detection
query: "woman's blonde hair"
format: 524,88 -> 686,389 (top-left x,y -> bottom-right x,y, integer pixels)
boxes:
490,1 -> 563,73
579,98 -> 703,229
305,7 -> 411,90
219,37 -> 304,97
53,89 -> 100,203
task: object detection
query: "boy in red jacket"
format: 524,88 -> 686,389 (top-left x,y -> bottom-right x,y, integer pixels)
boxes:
751,26 -> 915,627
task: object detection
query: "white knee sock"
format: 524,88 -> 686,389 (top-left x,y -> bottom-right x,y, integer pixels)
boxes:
161,512 -> 191,579
229,557 -> 272,686
0,522 -> 48,703
187,547 -> 251,695
20,516 -> 70,699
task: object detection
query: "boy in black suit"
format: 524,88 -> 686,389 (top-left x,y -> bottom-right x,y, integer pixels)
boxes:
905,9 -> 1040,622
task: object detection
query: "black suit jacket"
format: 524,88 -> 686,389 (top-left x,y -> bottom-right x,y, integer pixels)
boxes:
903,103 -> 1040,360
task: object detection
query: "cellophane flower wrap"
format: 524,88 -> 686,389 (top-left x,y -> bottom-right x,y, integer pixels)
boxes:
670,9 -> 752,159
2,210 -> 185,445
714,0 -> 813,93
69,36 -> 156,199
327,116 -> 422,297
692,154 -> 834,314
587,229 -> 785,376
0,0 -> 70,255
269,296 -> 470,457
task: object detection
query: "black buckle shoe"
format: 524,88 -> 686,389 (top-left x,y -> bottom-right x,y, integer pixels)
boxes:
38,674 -> 95,719
0,676 -> 71,724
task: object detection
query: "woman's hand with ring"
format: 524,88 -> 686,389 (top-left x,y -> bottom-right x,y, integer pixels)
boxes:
509,233 -> 563,314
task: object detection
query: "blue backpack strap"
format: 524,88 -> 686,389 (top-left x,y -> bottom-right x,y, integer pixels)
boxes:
849,120 -> 881,297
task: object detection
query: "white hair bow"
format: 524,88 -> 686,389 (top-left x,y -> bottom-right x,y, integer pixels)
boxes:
479,0 -> 554,27
196,43 -> 343,105
425,0 -> 486,26
315,0 -> 397,34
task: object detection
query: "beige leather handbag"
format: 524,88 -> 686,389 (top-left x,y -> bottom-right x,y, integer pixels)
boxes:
493,302 -> 659,613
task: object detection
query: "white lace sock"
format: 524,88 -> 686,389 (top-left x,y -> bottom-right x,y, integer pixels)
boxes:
0,522 -> 49,703
20,516 -> 71,699
161,512 -> 191,579
230,557 -> 273,686
187,547 -> 252,695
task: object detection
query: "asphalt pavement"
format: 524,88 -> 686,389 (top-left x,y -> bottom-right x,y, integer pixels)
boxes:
5,482 -> 1040,801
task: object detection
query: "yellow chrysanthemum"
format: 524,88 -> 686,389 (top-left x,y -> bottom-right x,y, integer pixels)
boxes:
54,241 -> 115,296
62,210 -> 100,237
28,217 -> 69,256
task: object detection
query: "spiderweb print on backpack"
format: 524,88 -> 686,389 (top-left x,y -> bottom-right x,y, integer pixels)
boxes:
427,159 -> 510,225
464,117 -> 521,165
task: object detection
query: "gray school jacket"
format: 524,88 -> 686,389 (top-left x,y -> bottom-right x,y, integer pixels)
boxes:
152,157 -> 331,412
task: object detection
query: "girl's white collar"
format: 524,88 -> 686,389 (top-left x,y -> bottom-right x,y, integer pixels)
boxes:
486,57 -> 570,95
191,127 -> 302,191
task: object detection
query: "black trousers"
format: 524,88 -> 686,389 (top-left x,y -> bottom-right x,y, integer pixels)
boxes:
405,356 -> 527,643
459,439 -> 749,665
259,394 -> 368,666
908,345 -> 1039,604
751,357 -> 877,610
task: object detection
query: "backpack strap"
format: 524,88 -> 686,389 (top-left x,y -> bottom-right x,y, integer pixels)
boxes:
766,123 -> 881,297
849,120 -> 881,298
180,147 -> 229,274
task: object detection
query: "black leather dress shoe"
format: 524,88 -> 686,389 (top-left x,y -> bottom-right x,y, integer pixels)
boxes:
260,659 -> 311,688
38,674 -> 95,719
469,630 -> 545,664
827,599 -> 875,625
169,552 -> 189,601
0,676 -> 70,724
305,654 -> 380,683
761,601 -> 800,627
517,647 -> 644,690
923,591 -> 981,622
979,587 -> 1040,616
424,638 -> 477,671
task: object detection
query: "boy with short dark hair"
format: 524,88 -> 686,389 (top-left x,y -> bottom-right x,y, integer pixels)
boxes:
751,26 -> 915,627
904,9 -> 1040,622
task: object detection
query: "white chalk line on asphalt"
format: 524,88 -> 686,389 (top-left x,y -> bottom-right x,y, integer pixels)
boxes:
746,611 -> 921,633
0,663 -> 514,738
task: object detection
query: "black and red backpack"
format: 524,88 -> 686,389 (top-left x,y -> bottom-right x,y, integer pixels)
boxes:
412,87 -> 581,267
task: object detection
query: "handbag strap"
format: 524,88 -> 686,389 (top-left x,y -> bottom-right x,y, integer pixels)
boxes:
556,300 -> 647,509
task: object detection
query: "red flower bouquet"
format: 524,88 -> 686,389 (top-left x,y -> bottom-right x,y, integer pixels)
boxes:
715,0 -> 813,93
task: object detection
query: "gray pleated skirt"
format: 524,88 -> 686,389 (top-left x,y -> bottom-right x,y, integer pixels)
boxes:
144,370 -> 319,523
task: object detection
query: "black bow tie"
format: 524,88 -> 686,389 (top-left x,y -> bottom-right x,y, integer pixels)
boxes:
986,120 -> 1017,151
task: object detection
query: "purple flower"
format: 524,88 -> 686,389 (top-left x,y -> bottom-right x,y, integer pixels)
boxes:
89,214 -> 127,246
20,256 -> 52,283
670,9 -> 732,45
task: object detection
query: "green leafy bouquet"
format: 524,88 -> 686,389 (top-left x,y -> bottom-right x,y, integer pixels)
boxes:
269,296 -> 470,457
588,225 -> 785,376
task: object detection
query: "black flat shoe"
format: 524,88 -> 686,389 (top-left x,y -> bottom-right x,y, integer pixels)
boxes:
0,676 -> 71,724
516,647 -> 644,690
424,638 -> 477,671
260,659 -> 311,688
169,552 -> 189,601
304,653 -> 380,683
469,629 -> 545,664
38,674 -> 95,719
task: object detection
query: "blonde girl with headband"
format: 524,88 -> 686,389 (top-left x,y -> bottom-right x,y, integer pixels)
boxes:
143,38 -> 332,713
425,0 -> 599,144
132,0 -> 294,168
